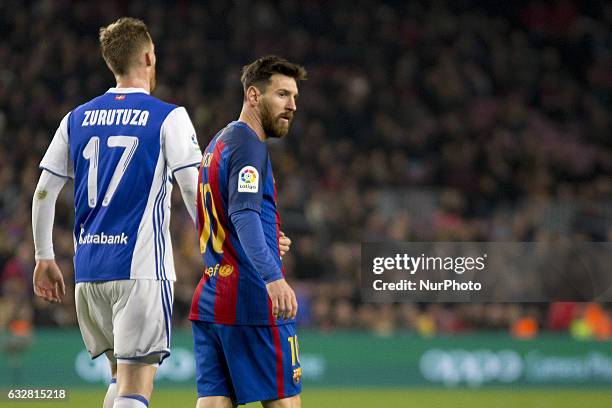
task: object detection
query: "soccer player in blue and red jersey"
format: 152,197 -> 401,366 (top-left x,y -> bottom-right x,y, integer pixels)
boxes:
190,56 -> 307,407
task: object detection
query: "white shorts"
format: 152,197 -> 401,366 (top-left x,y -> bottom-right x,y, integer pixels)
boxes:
75,279 -> 174,364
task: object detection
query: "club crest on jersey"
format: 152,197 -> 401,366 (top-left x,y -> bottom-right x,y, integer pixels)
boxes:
238,166 -> 258,193
293,367 -> 302,384
115,94 -> 126,100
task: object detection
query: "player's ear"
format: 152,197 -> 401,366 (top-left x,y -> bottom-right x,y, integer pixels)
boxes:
144,42 -> 155,68
144,50 -> 153,68
246,86 -> 261,106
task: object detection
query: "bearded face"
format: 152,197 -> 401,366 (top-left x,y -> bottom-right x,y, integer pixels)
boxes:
260,98 -> 293,139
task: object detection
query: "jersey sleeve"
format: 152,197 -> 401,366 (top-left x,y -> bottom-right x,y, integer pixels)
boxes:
39,112 -> 74,178
161,106 -> 203,173
227,133 -> 268,216
231,209 -> 283,283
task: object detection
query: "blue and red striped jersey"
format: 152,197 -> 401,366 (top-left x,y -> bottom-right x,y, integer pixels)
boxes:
189,121 -> 290,326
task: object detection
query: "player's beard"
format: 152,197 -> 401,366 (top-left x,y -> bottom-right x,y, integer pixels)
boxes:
260,99 -> 292,139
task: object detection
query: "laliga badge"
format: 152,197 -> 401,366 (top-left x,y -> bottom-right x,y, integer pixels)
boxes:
238,166 -> 259,193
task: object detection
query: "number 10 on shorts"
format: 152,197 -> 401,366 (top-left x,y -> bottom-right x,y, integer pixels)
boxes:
287,335 -> 300,366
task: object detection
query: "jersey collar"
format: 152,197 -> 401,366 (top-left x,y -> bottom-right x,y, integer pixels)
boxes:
232,121 -> 263,142
106,87 -> 149,94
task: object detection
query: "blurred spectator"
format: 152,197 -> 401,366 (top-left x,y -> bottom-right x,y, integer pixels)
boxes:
1,0 -> 611,335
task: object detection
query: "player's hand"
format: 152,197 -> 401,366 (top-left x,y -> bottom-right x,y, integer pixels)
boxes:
279,231 -> 292,258
266,278 -> 298,320
33,259 -> 66,303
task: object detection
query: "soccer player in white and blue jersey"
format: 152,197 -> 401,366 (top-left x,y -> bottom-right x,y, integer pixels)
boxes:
31,18 -> 202,408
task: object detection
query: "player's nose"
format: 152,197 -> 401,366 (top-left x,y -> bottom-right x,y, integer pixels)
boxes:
286,96 -> 297,112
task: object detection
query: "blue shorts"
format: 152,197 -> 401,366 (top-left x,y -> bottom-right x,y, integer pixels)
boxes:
192,321 -> 302,405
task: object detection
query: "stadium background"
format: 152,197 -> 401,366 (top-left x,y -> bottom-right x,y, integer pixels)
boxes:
1,0 -> 611,406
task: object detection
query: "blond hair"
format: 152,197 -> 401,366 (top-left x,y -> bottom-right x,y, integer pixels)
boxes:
99,17 -> 151,76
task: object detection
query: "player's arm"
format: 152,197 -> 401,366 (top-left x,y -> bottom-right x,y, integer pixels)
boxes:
227,134 -> 297,319
173,167 -> 199,224
32,113 -> 73,303
32,170 -> 67,303
231,209 -> 283,283
231,210 -> 297,319
162,107 -> 203,225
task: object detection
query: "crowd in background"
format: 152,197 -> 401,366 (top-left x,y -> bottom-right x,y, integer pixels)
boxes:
1,0 -> 611,339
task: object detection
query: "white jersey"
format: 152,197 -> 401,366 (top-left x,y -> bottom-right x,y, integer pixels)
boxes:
40,87 -> 202,282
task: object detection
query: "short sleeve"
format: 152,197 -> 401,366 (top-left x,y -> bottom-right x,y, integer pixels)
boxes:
40,112 -> 74,178
227,133 -> 268,216
161,107 -> 203,173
